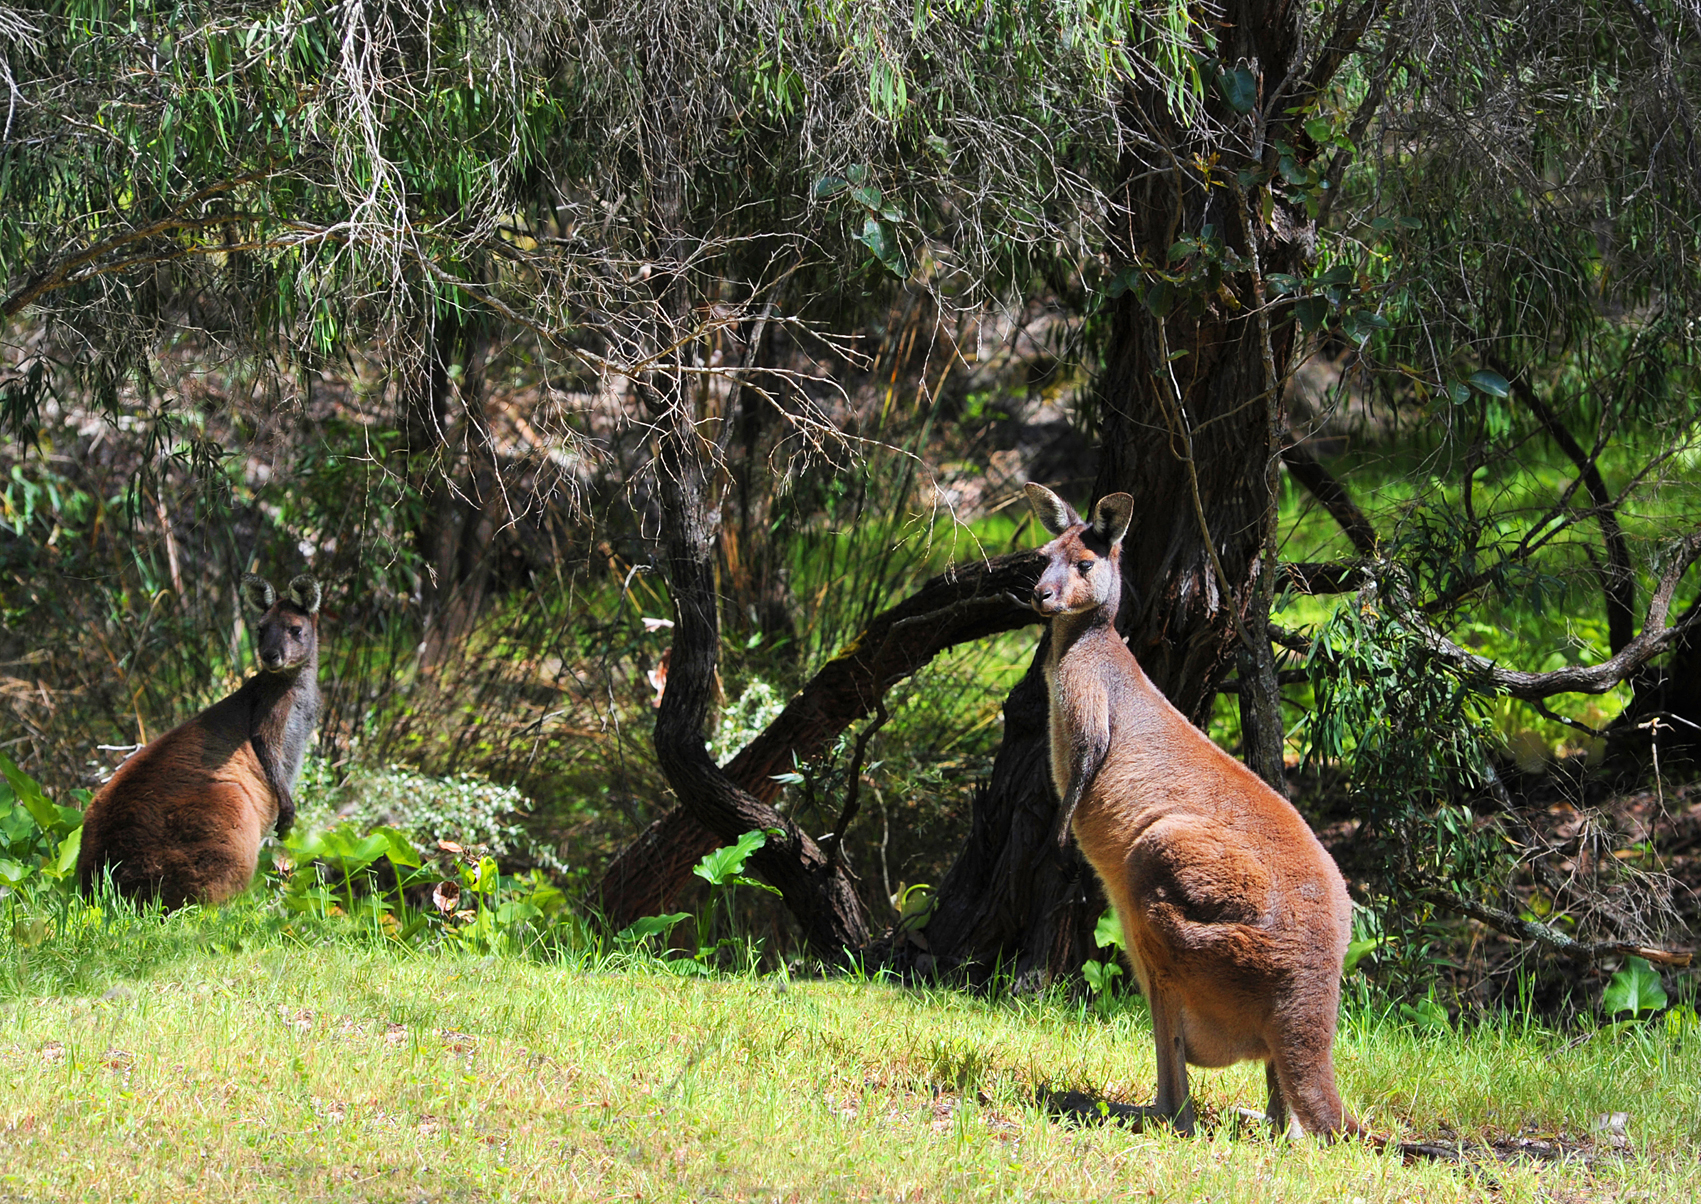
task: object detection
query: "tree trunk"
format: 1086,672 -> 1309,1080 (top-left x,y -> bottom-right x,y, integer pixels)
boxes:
648,378 -> 871,962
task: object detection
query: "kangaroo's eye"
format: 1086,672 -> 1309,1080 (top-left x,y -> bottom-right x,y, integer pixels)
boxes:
289,626 -> 302,637
1077,560 -> 1094,574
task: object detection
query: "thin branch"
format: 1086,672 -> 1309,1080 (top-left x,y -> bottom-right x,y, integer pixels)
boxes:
1418,885 -> 1692,968
1280,439 -> 1377,555
1495,363 -> 1635,654
823,699 -> 890,869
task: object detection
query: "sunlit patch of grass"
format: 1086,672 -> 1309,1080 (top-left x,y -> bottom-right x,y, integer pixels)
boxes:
2,929 -> 1697,1202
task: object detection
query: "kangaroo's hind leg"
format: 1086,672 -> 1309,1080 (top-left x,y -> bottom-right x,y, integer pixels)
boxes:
1148,984 -> 1196,1135
1268,1027 -> 1359,1137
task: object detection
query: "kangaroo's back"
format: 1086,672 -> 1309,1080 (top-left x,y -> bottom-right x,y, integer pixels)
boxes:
1024,483 -> 1358,1138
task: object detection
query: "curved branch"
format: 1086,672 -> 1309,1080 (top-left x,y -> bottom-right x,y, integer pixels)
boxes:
1280,439 -> 1377,555
597,551 -> 1044,927
1388,529 -> 1701,700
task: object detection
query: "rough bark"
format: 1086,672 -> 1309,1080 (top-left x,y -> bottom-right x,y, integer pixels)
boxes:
597,551 -> 1044,927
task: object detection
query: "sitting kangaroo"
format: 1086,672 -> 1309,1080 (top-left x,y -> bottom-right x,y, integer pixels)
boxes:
1025,483 -> 1360,1137
78,574 -> 321,909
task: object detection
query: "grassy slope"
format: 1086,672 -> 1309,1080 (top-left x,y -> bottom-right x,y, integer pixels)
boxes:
3,921 -> 1698,1203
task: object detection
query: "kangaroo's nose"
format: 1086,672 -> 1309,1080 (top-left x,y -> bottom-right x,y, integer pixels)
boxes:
261,651 -> 284,669
1031,585 -> 1052,605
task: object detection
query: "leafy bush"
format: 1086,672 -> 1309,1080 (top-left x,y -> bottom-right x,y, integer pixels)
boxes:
0,754 -> 84,896
295,757 -> 564,871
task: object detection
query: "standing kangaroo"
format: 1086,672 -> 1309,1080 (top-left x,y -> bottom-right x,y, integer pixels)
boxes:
78,574 -> 322,909
1025,483 -> 1360,1137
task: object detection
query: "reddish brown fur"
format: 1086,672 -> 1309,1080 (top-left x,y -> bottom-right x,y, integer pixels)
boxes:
78,574 -> 321,909
1025,483 -> 1360,1137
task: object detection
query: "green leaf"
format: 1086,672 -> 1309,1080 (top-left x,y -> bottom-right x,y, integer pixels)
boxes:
1294,296 -> 1329,331
1400,995 -> 1452,1032
1664,1004 -> 1699,1042
1143,280 -> 1174,317
1468,370 -> 1511,398
1342,934 -> 1385,974
849,185 -> 882,210
858,218 -> 908,276
1604,957 -> 1668,1017
812,175 -> 849,200
1081,959 -> 1122,994
617,911 -> 691,942
1266,273 -> 1302,296
694,828 -> 769,887
1304,117 -> 1332,143
1167,240 -> 1193,263
0,858 -> 32,887
732,873 -> 782,896
1218,66 -> 1257,114
1093,908 -> 1124,950
1279,155 -> 1307,186
376,826 -> 421,869
54,825 -> 82,875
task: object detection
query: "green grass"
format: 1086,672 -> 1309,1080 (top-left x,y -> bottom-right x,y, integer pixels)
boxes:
3,904 -> 1699,1202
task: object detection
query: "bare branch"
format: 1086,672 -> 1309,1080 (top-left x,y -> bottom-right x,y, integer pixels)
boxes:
1418,885 -> 1692,968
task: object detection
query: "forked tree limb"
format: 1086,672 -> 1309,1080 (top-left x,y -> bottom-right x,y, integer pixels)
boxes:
1418,885 -> 1693,968
1494,364 -> 1636,655
596,551 -> 1044,928
1384,529 -> 1701,700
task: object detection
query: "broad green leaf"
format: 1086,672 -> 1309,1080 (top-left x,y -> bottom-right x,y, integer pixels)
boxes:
1218,66 -> 1256,114
694,828 -> 770,887
858,218 -> 908,276
1266,273 -> 1302,295
617,911 -> 691,941
1400,995 -> 1451,1032
1342,934 -> 1385,974
54,825 -> 82,874
1468,370 -> 1511,398
1082,959 -> 1122,994
849,185 -> 881,209
1304,117 -> 1332,143
375,826 -> 422,868
1143,280 -> 1174,317
1093,907 -> 1124,950
1604,957 -> 1667,1017
812,175 -> 849,200
1294,296 -> 1329,331
0,857 -> 32,887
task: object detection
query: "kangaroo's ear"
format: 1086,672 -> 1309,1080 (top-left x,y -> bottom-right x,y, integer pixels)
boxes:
241,574 -> 276,615
1092,493 -> 1135,548
287,575 -> 322,615
1024,483 -> 1080,536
